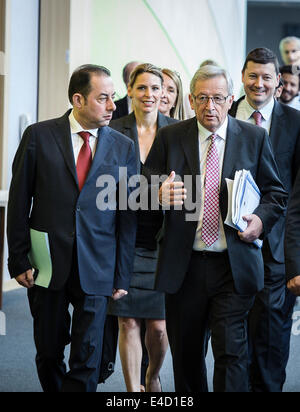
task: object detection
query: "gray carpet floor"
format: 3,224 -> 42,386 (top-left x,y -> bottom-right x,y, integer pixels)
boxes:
0,288 -> 300,392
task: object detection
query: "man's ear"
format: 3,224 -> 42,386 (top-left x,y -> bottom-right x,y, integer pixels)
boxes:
228,95 -> 235,110
241,69 -> 245,84
72,93 -> 84,108
276,73 -> 281,88
189,94 -> 195,111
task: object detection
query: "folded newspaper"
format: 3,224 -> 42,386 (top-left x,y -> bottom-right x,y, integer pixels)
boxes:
225,170 -> 263,248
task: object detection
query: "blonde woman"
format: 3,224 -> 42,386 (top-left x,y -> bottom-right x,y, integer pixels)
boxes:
107,64 -> 177,392
159,68 -> 185,120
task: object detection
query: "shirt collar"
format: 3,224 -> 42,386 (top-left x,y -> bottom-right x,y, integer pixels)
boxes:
69,110 -> 99,138
197,116 -> 228,143
243,96 -> 274,122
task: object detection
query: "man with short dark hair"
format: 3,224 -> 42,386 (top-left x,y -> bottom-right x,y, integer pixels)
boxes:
230,47 -> 300,392
279,65 -> 300,111
7,64 -> 137,392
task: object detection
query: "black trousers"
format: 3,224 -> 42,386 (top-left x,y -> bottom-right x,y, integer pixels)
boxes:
248,242 -> 296,392
166,251 -> 254,393
28,262 -> 108,393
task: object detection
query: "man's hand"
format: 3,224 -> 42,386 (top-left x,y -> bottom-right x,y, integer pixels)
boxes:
159,171 -> 187,207
111,289 -> 128,301
287,276 -> 300,296
15,269 -> 34,289
238,214 -> 263,243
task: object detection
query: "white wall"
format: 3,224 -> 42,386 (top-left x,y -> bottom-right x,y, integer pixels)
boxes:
6,0 -> 39,186
3,0 -> 39,283
90,0 -> 247,98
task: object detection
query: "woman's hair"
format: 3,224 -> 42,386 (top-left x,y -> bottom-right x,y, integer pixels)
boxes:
162,68 -> 185,120
128,63 -> 164,89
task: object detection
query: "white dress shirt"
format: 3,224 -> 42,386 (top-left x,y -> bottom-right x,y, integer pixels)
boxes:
127,96 -> 133,114
285,95 -> 300,111
193,117 -> 228,252
236,97 -> 274,133
69,110 -> 98,164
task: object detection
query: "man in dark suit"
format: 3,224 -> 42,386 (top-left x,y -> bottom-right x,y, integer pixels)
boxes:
229,48 -> 300,391
112,61 -> 140,120
285,168 -> 300,295
279,65 -> 300,111
144,64 -> 287,392
7,65 -> 137,392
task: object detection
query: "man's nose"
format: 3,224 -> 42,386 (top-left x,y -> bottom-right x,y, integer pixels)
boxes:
285,83 -> 292,92
254,77 -> 264,88
205,97 -> 215,110
107,98 -> 116,111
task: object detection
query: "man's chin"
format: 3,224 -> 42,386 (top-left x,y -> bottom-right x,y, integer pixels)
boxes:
280,94 -> 294,104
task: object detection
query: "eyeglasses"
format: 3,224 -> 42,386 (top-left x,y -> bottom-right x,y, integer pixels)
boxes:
192,95 -> 230,105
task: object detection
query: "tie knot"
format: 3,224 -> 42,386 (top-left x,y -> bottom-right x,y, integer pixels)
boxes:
210,134 -> 218,142
78,131 -> 91,144
252,111 -> 262,126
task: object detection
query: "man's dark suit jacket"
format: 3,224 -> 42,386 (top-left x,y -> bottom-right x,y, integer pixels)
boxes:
7,110 -> 137,296
144,116 -> 287,296
112,96 -> 129,120
230,97 -> 300,263
285,168 -> 300,281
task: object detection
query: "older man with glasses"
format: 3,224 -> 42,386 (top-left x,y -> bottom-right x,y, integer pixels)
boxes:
144,64 -> 287,392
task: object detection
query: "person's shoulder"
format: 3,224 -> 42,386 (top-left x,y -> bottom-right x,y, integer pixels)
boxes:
228,115 -> 267,145
159,117 -> 196,134
107,125 -> 133,147
110,113 -> 133,131
276,101 -> 300,121
229,114 -> 262,132
23,112 -> 70,138
164,115 -> 179,126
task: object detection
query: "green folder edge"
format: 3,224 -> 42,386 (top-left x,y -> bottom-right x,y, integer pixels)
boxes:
28,229 -> 53,288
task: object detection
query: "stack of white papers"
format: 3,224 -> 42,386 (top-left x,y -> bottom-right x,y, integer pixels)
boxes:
225,170 -> 263,248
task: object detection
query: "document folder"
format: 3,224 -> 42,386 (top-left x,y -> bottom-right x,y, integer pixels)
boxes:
28,229 -> 53,288
225,170 -> 263,248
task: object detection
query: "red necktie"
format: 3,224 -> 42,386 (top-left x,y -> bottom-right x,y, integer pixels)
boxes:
201,134 -> 220,247
252,111 -> 262,127
76,131 -> 92,191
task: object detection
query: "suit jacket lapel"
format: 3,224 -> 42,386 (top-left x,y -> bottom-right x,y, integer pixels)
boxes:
180,118 -> 200,201
52,111 -> 78,187
157,111 -> 170,129
121,113 -> 141,174
84,126 -> 114,185
219,116 -> 243,218
269,101 -> 285,151
220,116 -> 242,192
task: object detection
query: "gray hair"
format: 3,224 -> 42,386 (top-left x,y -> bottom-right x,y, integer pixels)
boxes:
190,65 -> 234,96
279,36 -> 300,53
